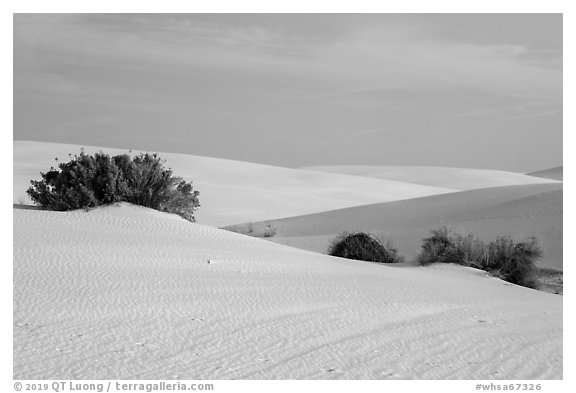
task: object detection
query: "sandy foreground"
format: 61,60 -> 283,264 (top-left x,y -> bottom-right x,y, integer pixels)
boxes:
13,141 -> 562,379
14,204 -> 562,379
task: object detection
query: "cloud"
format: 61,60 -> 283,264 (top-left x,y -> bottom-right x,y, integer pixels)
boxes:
309,26 -> 561,97
489,109 -> 562,123
13,14 -> 562,172
14,14 -> 561,104
432,105 -> 527,121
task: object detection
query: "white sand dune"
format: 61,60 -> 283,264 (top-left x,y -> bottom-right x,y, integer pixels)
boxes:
13,204 -> 562,379
14,141 -> 457,227
527,167 -> 563,181
231,183 -> 562,271
303,165 -> 559,191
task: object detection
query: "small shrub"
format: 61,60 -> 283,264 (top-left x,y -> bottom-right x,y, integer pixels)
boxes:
246,222 -> 254,234
488,236 -> 541,288
328,232 -> 401,264
27,150 -> 200,222
417,227 -> 465,265
262,223 -> 277,238
457,233 -> 490,269
417,227 -> 541,289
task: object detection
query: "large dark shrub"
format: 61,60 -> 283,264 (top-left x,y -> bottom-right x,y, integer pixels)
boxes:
417,227 -> 541,289
27,150 -> 200,222
328,232 -> 402,264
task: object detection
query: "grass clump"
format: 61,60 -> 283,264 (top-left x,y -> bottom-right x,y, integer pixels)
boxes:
27,150 -> 200,222
486,236 -> 541,288
417,227 -> 541,288
328,232 -> 403,264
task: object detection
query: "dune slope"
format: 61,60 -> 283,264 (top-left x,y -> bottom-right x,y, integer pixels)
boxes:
229,183 -> 563,271
14,141 -> 456,227
527,167 -> 563,181
303,165 -> 559,191
14,204 -> 561,379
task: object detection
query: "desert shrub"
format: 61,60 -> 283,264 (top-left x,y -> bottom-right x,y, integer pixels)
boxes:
417,227 -> 465,265
487,236 -> 541,288
457,233 -> 490,269
262,223 -> 277,238
246,222 -> 254,233
27,150 -> 200,222
328,232 -> 401,264
417,227 -> 541,289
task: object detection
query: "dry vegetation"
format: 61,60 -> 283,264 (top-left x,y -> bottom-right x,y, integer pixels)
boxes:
417,227 -> 541,289
27,150 -> 200,222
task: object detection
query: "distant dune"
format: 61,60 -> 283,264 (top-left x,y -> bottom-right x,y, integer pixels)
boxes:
13,204 -> 562,379
14,141 -> 456,227
303,165 -> 559,190
527,166 -> 563,181
228,183 -> 563,271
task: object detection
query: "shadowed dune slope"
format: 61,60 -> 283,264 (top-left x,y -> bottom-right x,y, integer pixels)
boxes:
14,204 -> 561,379
303,165 -> 559,190
14,141 -> 456,227
527,167 -> 563,181
228,183 -> 562,271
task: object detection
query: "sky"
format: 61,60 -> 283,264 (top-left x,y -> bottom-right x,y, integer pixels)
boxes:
13,13 -> 562,172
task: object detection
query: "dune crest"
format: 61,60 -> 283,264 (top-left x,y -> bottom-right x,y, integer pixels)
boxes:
527,167 -> 563,181
303,165 -> 559,191
14,141 -> 456,227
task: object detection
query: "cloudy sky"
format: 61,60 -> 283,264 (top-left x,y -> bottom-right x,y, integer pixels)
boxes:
13,14 -> 562,172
